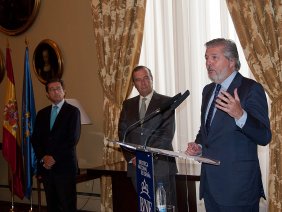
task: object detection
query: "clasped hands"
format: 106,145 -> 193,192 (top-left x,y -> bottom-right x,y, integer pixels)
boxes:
42,155 -> 56,170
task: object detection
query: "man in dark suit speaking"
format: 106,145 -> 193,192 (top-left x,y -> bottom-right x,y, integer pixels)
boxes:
32,78 -> 81,212
118,66 -> 178,209
186,38 -> 271,212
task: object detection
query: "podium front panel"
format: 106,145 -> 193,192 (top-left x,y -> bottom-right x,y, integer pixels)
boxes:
136,150 -> 155,212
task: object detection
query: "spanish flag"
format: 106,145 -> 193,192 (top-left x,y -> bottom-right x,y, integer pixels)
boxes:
2,47 -> 24,199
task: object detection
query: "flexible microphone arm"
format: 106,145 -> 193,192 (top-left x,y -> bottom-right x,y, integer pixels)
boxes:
143,90 -> 190,149
170,89 -> 190,110
122,93 -> 181,143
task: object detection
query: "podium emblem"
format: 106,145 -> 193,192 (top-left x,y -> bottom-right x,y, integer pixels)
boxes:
136,150 -> 155,212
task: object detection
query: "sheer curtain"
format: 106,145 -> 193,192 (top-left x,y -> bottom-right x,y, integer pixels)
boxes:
137,0 -> 269,211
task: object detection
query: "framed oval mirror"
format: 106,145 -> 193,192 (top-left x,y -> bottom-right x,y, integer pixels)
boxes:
0,50 -> 5,84
0,0 -> 40,36
33,39 -> 63,84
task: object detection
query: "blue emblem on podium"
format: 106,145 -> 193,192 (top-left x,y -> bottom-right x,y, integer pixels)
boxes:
136,150 -> 155,212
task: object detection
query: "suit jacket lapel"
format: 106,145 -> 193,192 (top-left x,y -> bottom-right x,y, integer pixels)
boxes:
132,96 -> 140,122
226,72 -> 243,94
208,73 -> 243,138
202,84 -> 216,135
203,84 -> 215,113
46,105 -> 52,132
51,102 -> 66,130
146,92 -> 158,115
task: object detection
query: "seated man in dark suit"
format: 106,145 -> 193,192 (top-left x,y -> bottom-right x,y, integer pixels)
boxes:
118,66 -> 178,209
32,78 -> 81,212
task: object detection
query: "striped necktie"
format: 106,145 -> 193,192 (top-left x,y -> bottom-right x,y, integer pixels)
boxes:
139,97 -> 147,120
205,84 -> 221,134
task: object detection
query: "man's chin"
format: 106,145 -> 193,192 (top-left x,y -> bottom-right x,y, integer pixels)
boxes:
208,75 -> 216,83
140,90 -> 150,97
208,75 -> 222,84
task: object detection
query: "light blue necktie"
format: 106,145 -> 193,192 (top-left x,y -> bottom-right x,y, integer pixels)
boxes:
50,105 -> 58,129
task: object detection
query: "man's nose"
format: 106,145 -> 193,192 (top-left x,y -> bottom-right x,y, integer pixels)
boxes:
206,59 -> 212,66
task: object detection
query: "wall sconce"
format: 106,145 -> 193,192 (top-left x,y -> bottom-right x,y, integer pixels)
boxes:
66,98 -> 92,125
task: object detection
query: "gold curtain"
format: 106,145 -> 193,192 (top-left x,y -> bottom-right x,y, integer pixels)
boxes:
90,0 -> 146,211
226,0 -> 282,211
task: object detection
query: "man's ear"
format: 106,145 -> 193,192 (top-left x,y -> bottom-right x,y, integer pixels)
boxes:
229,58 -> 235,67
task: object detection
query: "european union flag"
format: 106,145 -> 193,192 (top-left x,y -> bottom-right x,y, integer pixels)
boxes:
21,46 -> 37,199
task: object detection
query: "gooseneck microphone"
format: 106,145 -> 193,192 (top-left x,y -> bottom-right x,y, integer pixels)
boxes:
170,90 -> 190,110
122,93 -> 181,143
143,90 -> 190,149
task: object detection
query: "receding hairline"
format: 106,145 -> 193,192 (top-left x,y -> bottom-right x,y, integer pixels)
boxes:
131,66 -> 153,80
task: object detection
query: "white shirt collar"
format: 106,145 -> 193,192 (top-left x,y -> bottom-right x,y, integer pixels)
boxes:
221,71 -> 237,91
139,90 -> 154,109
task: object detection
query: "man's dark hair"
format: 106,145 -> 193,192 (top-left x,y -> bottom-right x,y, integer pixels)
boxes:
132,65 -> 153,81
205,38 -> 241,70
45,78 -> 65,92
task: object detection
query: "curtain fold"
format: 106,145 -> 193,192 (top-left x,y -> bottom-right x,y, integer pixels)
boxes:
226,0 -> 282,211
90,0 -> 146,211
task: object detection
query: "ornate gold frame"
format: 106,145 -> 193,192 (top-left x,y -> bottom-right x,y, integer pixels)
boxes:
0,0 -> 40,36
33,39 -> 63,84
0,50 -> 5,84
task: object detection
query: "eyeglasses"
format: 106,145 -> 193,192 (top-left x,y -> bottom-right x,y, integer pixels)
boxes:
48,86 -> 63,93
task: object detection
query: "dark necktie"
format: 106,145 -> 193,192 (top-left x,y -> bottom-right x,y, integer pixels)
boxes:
139,98 -> 147,120
205,84 -> 221,134
50,105 -> 58,129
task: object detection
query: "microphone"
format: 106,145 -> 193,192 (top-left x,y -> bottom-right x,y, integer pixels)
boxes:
170,90 -> 190,110
159,92 -> 182,112
142,90 -> 190,149
122,92 -> 181,143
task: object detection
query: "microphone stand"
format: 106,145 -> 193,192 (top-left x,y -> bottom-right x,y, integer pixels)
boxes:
143,90 -> 190,149
122,93 -> 181,144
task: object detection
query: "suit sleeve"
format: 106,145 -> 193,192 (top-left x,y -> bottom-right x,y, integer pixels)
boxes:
118,101 -> 127,142
118,101 -> 137,161
195,86 -> 208,145
52,107 -> 81,162
240,83 -> 271,146
31,111 -> 46,161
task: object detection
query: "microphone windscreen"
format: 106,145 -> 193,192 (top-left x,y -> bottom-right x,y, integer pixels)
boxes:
171,90 -> 190,110
159,93 -> 181,112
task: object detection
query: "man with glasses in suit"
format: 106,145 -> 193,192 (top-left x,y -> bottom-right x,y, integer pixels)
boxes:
32,78 -> 81,212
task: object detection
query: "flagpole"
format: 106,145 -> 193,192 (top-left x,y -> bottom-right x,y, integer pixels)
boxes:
25,37 -> 29,46
29,195 -> 33,212
22,38 -> 37,210
10,167 -> 14,212
25,36 -> 33,212
3,43 -> 25,210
